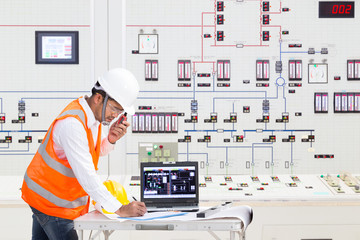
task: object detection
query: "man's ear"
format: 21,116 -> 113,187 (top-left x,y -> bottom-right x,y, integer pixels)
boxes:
93,93 -> 103,104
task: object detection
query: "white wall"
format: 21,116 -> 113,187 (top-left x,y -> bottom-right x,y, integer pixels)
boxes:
0,0 -> 92,176
0,1 -> 90,239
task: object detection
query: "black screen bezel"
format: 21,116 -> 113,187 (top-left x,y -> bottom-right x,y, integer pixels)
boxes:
140,161 -> 199,205
35,31 -> 79,64
319,1 -> 355,18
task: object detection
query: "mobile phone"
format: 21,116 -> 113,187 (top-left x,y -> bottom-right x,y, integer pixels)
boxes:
117,112 -> 127,124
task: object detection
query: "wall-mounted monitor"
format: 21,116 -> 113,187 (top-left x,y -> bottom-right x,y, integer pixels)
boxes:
35,31 -> 79,64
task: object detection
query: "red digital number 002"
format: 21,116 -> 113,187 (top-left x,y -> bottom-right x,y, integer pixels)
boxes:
332,4 -> 352,14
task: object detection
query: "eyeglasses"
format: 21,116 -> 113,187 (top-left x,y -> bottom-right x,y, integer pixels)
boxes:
107,102 -> 124,115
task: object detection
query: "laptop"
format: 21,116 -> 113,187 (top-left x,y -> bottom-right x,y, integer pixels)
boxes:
140,161 -> 199,212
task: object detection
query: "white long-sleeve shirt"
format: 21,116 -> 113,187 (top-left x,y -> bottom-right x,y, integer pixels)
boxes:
52,96 -> 122,213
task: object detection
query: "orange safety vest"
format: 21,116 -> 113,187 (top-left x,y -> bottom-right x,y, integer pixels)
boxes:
21,98 -> 102,220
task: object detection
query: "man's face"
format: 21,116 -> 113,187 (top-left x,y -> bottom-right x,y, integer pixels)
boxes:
93,93 -> 124,123
103,99 -> 124,123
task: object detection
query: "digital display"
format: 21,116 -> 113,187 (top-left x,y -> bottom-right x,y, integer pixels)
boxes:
42,36 -> 72,59
35,31 -> 79,64
319,1 -> 354,18
143,166 -> 196,199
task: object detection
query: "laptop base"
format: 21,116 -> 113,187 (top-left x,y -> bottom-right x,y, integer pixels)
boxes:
147,206 -> 199,213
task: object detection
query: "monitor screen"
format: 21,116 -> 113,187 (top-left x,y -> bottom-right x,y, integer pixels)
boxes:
143,165 -> 197,199
35,31 -> 79,64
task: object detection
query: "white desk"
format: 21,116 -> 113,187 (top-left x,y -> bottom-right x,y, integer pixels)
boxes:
74,210 -> 251,240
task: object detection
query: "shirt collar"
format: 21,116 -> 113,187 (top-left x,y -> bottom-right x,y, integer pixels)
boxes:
79,96 -> 99,128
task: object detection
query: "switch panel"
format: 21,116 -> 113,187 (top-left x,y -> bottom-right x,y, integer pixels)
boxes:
138,142 -> 178,162
145,60 -> 158,81
314,93 -> 328,113
256,60 -> 270,80
289,60 -> 302,80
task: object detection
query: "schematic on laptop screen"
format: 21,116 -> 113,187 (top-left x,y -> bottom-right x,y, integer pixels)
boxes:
143,165 -> 197,199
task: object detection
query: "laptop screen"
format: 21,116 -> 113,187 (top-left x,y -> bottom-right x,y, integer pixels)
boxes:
140,161 -> 199,205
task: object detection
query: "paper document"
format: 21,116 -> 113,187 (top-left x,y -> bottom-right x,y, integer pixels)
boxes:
118,211 -> 188,221
153,206 -> 253,229
94,203 -> 252,229
94,202 -> 187,221
198,205 -> 253,230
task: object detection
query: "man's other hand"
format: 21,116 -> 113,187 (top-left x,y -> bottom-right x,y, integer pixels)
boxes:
108,120 -> 130,144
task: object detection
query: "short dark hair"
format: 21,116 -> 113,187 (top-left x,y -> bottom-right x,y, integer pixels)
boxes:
91,82 -> 115,102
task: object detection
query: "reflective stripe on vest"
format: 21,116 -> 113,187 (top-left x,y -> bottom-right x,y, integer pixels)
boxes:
58,109 -> 86,124
37,126 -> 75,178
24,172 -> 88,208
24,108 -> 88,209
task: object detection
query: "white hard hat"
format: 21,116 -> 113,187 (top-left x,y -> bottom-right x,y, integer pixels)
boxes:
98,68 -> 140,115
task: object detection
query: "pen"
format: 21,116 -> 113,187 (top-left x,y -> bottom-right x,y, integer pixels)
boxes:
132,196 -> 137,201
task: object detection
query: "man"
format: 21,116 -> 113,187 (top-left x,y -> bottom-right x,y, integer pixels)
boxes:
21,68 -> 147,240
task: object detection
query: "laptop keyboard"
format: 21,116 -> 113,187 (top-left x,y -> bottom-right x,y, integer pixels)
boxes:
147,206 -> 199,212
149,203 -> 197,208
146,203 -> 199,212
